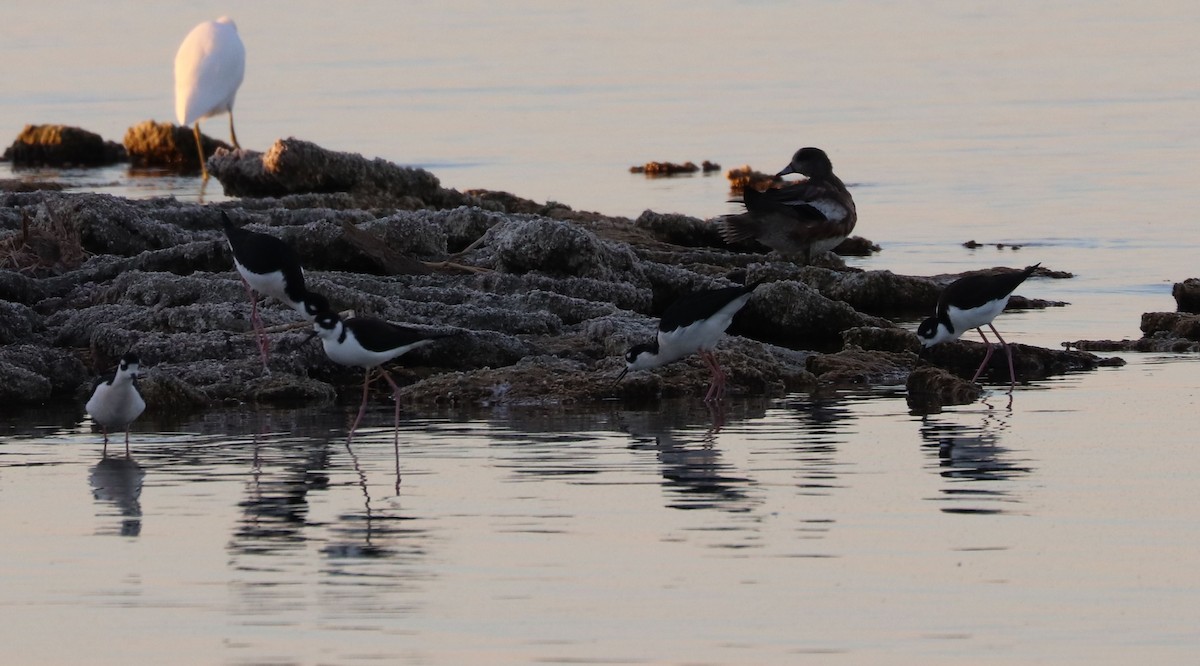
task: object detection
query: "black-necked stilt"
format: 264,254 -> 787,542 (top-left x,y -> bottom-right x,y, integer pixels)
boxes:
721,147 -> 857,264
312,310 -> 454,437
221,210 -> 328,370
916,264 -> 1040,390
85,352 -> 146,455
617,283 -> 760,401
175,17 -> 245,179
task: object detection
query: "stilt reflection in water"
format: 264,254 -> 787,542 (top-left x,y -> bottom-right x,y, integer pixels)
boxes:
89,453 -> 145,537
918,397 -> 1032,515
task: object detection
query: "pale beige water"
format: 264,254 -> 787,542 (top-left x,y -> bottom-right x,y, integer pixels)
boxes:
2,1 -> 1199,663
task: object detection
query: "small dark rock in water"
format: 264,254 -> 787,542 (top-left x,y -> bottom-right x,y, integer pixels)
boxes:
2,124 -> 125,167
1141,312 -> 1200,341
1064,280 -> 1200,352
0,179 -> 65,193
123,119 -> 230,172
832,235 -> 881,256
1065,337 -> 1200,353
905,366 -> 983,412
963,239 -> 1022,251
1172,278 -> 1200,314
629,161 -> 701,176
701,160 -> 721,172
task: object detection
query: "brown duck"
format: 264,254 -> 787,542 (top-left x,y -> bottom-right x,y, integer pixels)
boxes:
721,147 -> 857,264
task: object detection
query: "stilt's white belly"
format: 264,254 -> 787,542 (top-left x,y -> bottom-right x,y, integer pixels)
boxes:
86,383 -> 146,429
947,296 -> 1010,336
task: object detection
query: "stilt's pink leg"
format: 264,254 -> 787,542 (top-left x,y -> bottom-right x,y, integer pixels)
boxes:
240,276 -> 270,371
379,368 -> 402,441
988,323 -> 1018,391
700,350 -> 726,402
349,368 -> 374,437
971,328 -> 995,383
378,368 -> 404,491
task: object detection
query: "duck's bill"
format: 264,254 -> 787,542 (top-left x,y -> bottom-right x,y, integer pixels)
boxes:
775,165 -> 796,178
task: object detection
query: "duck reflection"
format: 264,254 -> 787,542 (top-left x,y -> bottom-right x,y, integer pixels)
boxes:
620,402 -> 763,512
89,453 -> 144,537
918,398 -> 1032,514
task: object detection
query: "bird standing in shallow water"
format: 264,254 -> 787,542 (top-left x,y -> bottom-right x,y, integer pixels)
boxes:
721,147 -> 857,265
617,283 -> 759,401
85,353 -> 146,455
312,311 -> 454,438
916,264 -> 1040,391
221,210 -> 328,371
175,16 -> 245,179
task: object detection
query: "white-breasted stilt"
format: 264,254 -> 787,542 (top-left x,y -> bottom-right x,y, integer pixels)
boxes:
312,310 -> 454,437
916,264 -> 1040,390
617,283 -> 760,401
85,352 -> 146,455
221,210 -> 328,371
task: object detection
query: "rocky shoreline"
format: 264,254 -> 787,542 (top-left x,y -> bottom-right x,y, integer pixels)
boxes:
1,131 -> 1128,414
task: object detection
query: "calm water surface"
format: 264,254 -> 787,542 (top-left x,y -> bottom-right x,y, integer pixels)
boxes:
3,358 -> 1199,664
2,1 -> 1199,663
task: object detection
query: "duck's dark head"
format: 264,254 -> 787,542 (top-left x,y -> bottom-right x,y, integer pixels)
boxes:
777,147 -> 832,179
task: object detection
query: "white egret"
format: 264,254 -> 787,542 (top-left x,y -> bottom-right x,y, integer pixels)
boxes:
174,16 -> 245,179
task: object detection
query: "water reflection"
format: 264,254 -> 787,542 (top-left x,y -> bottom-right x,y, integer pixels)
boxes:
917,398 -> 1032,515
221,416 -> 435,629
322,436 -> 412,559
88,453 -> 144,537
229,431 -> 332,557
619,403 -> 763,512
781,390 -> 864,496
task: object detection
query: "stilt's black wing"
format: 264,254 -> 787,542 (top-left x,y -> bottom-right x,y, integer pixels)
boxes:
659,284 -> 756,332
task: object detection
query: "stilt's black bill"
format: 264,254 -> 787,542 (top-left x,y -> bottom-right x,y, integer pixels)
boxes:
612,367 -> 629,387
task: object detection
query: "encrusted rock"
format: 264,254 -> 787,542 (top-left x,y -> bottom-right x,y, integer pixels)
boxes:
1141,312 -> 1200,340
123,119 -> 230,171
0,143 -> 1107,409
905,366 -> 983,412
208,138 -> 441,202
3,124 -> 125,167
806,348 -> 916,385
842,326 -> 921,353
1173,278 -> 1200,314
919,340 -> 1121,384
736,280 -> 892,349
